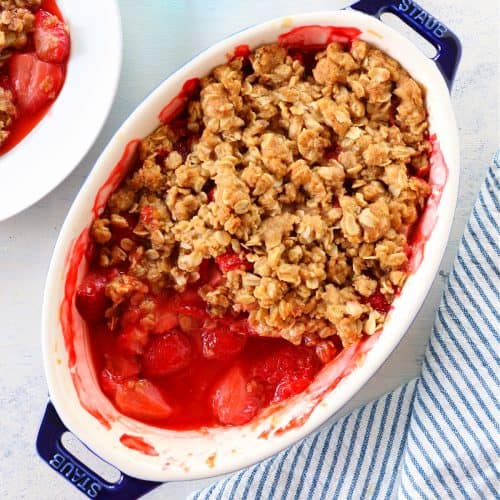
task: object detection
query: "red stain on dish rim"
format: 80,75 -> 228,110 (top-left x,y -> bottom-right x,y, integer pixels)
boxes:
59,140 -> 141,430
158,78 -> 200,124
120,434 -> 159,457
59,30 -> 449,441
91,140 -> 141,217
278,25 -> 361,49
0,0 -> 69,155
407,135 -> 448,272
60,226 -> 111,428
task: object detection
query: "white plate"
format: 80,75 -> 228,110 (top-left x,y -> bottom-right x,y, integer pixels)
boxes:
0,0 -> 122,221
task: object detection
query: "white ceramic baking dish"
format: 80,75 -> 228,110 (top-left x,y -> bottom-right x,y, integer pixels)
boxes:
37,1 -> 461,497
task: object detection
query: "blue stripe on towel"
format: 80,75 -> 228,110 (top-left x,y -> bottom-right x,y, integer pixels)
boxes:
190,155 -> 500,500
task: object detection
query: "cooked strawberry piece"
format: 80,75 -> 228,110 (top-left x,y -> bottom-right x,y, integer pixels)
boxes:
198,259 -> 210,283
211,365 -> 261,425
143,330 -> 191,377
110,214 -> 139,244
121,305 -> 142,328
75,272 -> 109,324
172,137 -> 191,161
274,376 -> 312,401
116,324 -> 149,355
253,344 -> 320,402
198,259 -> 224,287
228,317 -> 259,336
178,314 -> 203,334
208,268 -> 224,287
34,10 -> 70,64
215,251 -> 252,273
365,290 -> 391,313
177,287 -> 205,307
201,325 -> 246,360
181,78 -> 200,96
104,350 -> 141,379
0,75 -> 12,92
415,164 -> 431,179
153,297 -> 179,333
315,340 -> 339,364
115,379 -> 172,421
154,307 -> 179,334
173,287 -> 209,319
232,44 -> 251,60
99,369 -> 119,398
139,205 -> 155,227
9,53 -> 64,113
253,345 -> 314,384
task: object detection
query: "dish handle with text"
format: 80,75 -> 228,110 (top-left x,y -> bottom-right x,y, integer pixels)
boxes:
351,0 -> 461,88
36,402 -> 161,499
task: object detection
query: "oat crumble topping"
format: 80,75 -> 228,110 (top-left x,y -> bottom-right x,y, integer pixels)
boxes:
93,39 -> 432,348
0,0 -> 39,57
0,84 -> 15,143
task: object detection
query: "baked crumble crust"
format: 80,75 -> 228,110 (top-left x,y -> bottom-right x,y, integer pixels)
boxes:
93,39 -> 432,348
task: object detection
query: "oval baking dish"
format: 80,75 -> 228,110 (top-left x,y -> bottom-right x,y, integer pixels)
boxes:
37,1 -> 460,496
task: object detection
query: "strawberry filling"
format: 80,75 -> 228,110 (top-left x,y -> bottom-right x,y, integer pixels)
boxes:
77,256 -> 333,429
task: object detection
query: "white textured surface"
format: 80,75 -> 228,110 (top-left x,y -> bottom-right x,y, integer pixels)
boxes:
0,0 -> 498,498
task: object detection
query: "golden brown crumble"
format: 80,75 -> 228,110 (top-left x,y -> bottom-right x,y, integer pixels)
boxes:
0,0 -> 39,56
0,85 -> 15,144
94,39 -> 432,348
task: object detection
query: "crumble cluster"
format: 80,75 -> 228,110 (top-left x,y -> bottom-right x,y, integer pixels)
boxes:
0,85 -> 15,144
0,0 -> 40,59
93,39 -> 431,347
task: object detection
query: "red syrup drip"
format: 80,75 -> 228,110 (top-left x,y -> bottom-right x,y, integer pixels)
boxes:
0,0 -> 69,155
59,140 -> 142,430
119,434 -> 159,457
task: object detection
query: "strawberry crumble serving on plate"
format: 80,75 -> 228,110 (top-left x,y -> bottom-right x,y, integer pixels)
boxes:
0,0 -> 69,153
76,34 -> 432,428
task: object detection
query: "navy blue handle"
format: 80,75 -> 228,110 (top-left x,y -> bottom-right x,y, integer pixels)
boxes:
36,402 -> 162,499
350,0 -> 461,88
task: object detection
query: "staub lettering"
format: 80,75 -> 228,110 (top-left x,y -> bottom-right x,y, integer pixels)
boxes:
398,0 -> 447,38
48,453 -> 103,498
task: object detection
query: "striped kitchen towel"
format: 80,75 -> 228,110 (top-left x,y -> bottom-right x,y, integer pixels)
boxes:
190,156 -> 500,500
